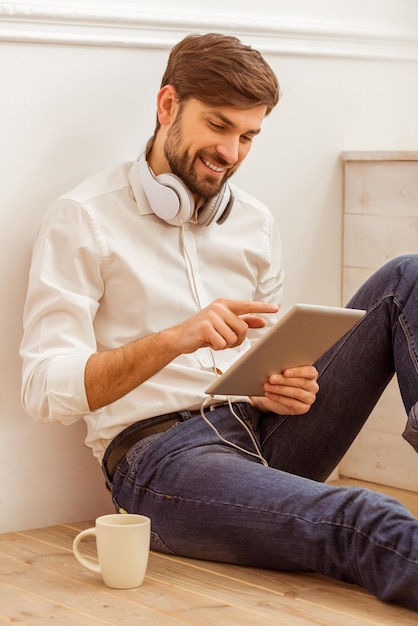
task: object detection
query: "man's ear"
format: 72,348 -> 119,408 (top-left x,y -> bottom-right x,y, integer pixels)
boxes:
156,85 -> 179,126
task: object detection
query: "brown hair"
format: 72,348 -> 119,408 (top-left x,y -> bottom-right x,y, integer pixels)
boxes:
155,33 -> 279,131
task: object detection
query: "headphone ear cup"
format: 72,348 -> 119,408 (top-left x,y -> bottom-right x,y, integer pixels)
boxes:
198,184 -> 234,226
215,190 -> 235,225
138,151 -> 195,226
154,173 -> 195,225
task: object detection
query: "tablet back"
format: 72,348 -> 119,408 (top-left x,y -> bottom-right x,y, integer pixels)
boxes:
205,304 -> 365,397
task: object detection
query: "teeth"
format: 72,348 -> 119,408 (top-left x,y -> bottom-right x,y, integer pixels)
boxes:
201,157 -> 224,173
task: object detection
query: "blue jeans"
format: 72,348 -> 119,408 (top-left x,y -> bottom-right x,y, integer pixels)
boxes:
104,255 -> 418,611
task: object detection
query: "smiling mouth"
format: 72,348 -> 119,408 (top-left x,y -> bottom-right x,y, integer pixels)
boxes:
200,156 -> 225,174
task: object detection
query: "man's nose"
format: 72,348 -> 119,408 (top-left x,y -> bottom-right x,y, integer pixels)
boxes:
215,137 -> 240,165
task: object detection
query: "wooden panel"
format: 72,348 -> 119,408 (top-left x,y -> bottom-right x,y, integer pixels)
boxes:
344,160 -> 418,217
340,154 -> 418,490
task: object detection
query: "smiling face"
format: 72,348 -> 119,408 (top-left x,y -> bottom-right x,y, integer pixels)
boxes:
149,86 -> 267,203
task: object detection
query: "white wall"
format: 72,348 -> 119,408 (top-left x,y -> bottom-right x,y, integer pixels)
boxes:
1,0 -> 418,532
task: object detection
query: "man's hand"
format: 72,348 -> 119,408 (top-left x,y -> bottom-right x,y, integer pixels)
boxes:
251,366 -> 319,415
173,298 -> 279,353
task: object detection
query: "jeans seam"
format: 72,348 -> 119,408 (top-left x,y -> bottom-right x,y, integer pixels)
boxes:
132,487 -> 417,563
316,293 -> 396,378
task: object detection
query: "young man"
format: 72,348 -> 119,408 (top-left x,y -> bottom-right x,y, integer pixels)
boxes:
20,33 -> 418,611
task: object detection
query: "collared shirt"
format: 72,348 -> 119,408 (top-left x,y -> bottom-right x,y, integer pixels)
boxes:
20,160 -> 284,462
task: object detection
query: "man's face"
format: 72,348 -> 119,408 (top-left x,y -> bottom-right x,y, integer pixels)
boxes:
163,97 -> 267,202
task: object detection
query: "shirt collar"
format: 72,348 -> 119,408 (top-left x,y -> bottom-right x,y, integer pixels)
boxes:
128,159 -> 154,217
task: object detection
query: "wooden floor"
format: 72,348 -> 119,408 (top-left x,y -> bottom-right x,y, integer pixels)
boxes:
1,479 -> 418,625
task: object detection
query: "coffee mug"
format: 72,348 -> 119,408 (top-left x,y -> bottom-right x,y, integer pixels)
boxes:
72,513 -> 151,589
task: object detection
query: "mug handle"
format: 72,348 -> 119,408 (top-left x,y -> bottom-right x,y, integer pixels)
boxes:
72,528 -> 101,574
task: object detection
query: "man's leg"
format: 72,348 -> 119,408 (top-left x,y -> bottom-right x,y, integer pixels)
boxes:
110,404 -> 418,611
261,254 -> 418,480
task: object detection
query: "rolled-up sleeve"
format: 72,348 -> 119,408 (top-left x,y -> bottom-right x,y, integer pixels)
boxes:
20,198 -> 105,425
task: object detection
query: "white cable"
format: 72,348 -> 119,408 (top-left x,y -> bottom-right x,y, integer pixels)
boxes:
199,396 -> 268,467
180,224 -> 219,378
181,225 -> 268,466
180,224 -> 202,311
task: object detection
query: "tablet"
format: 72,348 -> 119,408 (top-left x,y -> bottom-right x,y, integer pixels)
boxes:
205,303 -> 365,397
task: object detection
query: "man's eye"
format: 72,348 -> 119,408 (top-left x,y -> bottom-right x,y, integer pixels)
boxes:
209,121 -> 223,131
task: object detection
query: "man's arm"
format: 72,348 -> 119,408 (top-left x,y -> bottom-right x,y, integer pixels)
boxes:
85,298 -> 279,411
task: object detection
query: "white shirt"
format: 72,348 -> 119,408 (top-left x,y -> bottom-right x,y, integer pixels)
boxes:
20,160 -> 284,462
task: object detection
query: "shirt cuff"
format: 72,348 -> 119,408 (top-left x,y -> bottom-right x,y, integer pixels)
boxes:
46,352 -> 94,423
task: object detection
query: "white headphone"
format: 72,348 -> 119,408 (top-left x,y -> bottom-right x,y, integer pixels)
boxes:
137,149 -> 234,227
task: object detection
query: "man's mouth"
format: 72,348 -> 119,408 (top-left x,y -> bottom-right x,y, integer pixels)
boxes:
200,156 -> 225,174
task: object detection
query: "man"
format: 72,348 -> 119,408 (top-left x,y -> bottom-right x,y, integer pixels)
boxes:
20,33 -> 418,611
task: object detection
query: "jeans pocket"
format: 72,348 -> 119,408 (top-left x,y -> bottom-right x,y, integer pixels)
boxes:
151,531 -> 178,555
261,414 -> 290,446
125,433 -> 164,475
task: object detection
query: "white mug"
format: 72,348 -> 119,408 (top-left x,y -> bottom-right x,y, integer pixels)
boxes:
72,513 -> 151,589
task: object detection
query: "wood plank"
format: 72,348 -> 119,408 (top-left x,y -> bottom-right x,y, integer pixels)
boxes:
0,553 -> 198,626
342,151 -> 418,161
0,523 -> 415,625
0,529 -> 355,626
0,583 -> 114,626
148,553 -> 417,626
0,536 -> 323,626
0,534 -> 292,625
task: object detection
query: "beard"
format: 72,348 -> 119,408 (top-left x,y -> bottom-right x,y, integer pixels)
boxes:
163,115 -> 234,203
